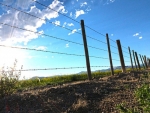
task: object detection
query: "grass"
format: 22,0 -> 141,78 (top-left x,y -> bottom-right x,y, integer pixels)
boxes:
15,69 -> 131,91
117,71 -> 150,113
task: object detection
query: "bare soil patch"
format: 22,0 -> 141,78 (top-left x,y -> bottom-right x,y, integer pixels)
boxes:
0,71 -> 149,113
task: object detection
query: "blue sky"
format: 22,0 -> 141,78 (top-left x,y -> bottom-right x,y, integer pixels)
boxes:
0,0 -> 150,79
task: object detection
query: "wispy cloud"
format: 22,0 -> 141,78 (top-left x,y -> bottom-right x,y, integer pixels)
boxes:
52,20 -> 60,26
70,12 -> 73,17
75,10 -> 85,19
63,22 -> 67,27
133,32 -> 143,39
67,23 -> 74,26
68,29 -> 77,35
111,34 -> 114,36
80,2 -> 87,7
35,46 -> 47,51
133,33 -> 140,37
65,43 -> 69,48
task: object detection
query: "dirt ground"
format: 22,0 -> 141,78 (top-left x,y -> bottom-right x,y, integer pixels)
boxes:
0,71 -> 149,113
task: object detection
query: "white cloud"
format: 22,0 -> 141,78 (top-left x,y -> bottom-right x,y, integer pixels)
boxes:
0,0 -> 67,45
63,22 -> 67,27
52,20 -> 60,26
68,29 -> 77,35
65,43 -> 69,48
75,10 -> 85,19
110,0 -> 115,3
139,36 -> 142,39
133,33 -> 140,37
35,46 -> 47,51
86,7 -> 91,11
111,34 -> 114,36
80,2 -> 87,7
70,12 -> 72,17
67,23 -> 74,26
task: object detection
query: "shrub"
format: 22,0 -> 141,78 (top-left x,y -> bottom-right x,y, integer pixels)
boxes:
0,59 -> 23,98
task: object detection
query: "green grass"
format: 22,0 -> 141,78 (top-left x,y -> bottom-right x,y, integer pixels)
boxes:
117,72 -> 150,113
15,69 -> 130,90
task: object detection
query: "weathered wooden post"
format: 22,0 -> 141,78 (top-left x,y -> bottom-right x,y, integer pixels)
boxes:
81,20 -> 92,80
116,40 -> 126,72
106,34 -> 114,76
143,55 -> 148,68
132,50 -> 137,70
144,56 -> 148,68
128,47 -> 134,70
135,52 -> 141,70
148,58 -> 150,68
139,54 -> 145,69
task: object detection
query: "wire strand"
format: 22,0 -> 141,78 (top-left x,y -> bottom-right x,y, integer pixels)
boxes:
110,45 -> 118,49
87,36 -> 107,44
0,22 -> 84,46
122,46 -> 128,50
0,44 -> 111,60
0,44 -> 84,57
1,66 -> 111,72
123,51 -> 129,54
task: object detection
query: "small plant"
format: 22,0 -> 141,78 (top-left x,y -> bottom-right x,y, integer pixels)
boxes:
117,72 -> 150,113
116,103 -> 139,113
0,59 -> 23,98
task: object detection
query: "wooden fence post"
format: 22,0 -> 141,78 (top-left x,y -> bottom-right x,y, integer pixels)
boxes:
143,55 -> 148,68
106,34 -> 114,76
80,20 -> 92,80
148,58 -> 150,68
132,50 -> 137,70
135,52 -> 141,70
116,40 -> 126,72
139,54 -> 145,69
144,56 -> 148,68
128,47 -> 134,70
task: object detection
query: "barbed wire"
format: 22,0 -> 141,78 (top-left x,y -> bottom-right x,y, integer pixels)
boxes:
87,36 -> 107,44
0,66 -> 112,72
122,46 -> 128,50
1,65 -> 133,72
109,38 -> 116,43
0,44 -> 85,57
111,51 -> 119,55
88,46 -> 108,52
0,22 -> 84,46
32,0 -> 106,37
0,44 -> 111,60
110,45 -> 118,49
89,56 -> 109,59
112,59 -> 120,61
124,55 -> 130,58
123,50 -> 129,54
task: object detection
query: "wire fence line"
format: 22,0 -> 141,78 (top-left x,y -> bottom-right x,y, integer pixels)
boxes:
0,1 -> 130,55
0,1 -> 147,79
0,22 -> 106,53
0,66 -> 111,72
